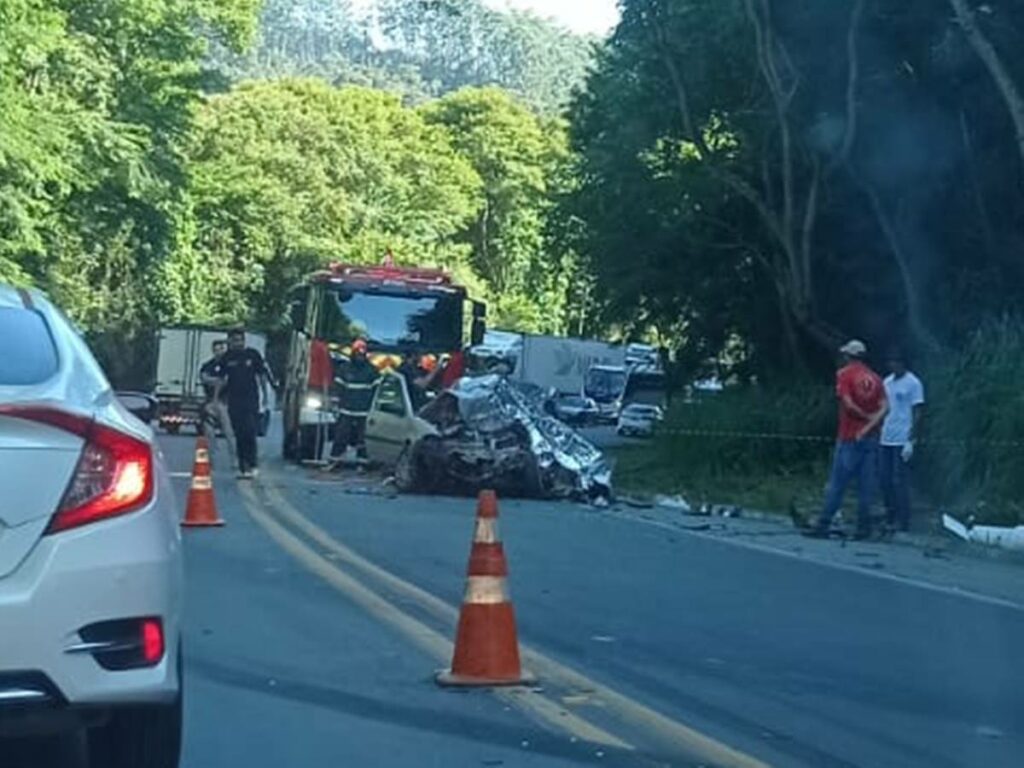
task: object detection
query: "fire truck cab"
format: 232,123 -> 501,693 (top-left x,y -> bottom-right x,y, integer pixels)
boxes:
281,262 -> 486,462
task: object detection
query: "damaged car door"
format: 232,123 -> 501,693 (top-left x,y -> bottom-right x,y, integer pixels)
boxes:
365,372 -> 414,465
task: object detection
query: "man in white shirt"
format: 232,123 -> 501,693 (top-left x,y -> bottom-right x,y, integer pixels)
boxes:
879,351 -> 925,532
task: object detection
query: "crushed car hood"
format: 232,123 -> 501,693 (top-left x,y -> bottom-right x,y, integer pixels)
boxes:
443,375 -> 612,500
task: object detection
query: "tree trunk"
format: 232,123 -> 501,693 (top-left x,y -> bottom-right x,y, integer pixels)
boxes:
950,0 -> 1024,174
861,182 -> 941,352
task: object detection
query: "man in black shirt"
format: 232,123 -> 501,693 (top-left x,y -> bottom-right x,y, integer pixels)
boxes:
210,329 -> 271,478
199,339 -> 235,468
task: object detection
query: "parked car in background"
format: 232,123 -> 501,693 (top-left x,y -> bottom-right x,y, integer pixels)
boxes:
617,403 -> 663,437
552,393 -> 599,426
0,285 -> 183,768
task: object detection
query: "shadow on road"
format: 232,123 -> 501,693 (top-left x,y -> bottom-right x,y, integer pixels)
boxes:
187,654 -> 663,768
4,733 -> 87,768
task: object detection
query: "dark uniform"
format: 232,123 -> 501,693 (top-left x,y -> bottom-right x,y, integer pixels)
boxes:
332,355 -> 380,459
211,347 -> 269,474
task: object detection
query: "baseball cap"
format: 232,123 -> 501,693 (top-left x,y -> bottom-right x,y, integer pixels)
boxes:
839,339 -> 867,357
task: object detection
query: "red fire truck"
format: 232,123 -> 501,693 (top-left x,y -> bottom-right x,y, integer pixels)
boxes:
281,262 -> 486,461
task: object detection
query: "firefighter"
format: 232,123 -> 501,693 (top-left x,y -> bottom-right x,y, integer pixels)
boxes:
398,350 -> 444,412
332,338 -> 380,460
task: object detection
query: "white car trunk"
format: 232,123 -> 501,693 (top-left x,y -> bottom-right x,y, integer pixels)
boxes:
0,416 -> 82,578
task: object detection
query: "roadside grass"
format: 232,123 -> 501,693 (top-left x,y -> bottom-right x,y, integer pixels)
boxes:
609,442 -> 827,516
608,317 -> 1024,528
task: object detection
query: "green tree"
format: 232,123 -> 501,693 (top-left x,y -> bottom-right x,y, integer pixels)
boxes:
175,79 -> 483,326
567,0 -> 1024,377
423,87 -> 573,331
214,0 -> 596,113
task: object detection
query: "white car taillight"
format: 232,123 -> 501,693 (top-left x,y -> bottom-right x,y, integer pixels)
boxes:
0,406 -> 154,534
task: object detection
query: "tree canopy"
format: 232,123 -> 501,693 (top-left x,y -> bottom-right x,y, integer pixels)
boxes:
174,79 -> 483,327
566,0 -> 1024,378
212,0 -> 597,113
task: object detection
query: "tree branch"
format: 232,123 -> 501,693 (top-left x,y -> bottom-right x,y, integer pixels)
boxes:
832,0 -> 865,171
799,158 -> 821,306
950,0 -> 1024,174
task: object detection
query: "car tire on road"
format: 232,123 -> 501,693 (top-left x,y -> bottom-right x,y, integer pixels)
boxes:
87,696 -> 182,768
394,443 -> 418,493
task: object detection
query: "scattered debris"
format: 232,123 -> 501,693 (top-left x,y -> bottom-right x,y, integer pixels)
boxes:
621,496 -> 655,509
655,494 -> 691,514
789,501 -> 812,530
943,513 -> 1024,552
401,375 -> 611,501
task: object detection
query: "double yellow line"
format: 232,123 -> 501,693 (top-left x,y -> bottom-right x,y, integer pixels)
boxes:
237,478 -> 771,768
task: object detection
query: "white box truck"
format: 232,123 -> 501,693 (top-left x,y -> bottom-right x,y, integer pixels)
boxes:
511,334 -> 626,395
153,327 -> 268,434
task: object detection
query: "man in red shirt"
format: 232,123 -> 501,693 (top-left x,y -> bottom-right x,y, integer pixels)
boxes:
810,340 -> 888,539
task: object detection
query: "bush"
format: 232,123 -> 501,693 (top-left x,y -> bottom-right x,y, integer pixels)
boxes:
659,383 -> 835,477
918,317 -> 1024,525
612,382 -> 836,511
615,321 -> 1024,526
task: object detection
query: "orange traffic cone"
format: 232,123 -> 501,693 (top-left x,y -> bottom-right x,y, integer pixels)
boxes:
436,490 -> 533,687
181,436 -> 225,528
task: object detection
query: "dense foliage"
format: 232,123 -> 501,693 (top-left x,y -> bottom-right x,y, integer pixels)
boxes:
4,0 -> 1023,509
567,0 -> 1024,379
212,0 -> 597,113
1,0 -> 580,359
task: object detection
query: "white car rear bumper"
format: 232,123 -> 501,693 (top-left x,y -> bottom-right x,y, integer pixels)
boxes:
0,501 -> 182,709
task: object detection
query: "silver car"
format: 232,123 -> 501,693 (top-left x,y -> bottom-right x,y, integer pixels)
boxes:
0,286 -> 183,767
616,403 -> 664,437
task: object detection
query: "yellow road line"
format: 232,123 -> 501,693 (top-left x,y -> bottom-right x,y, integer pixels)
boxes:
259,482 -> 772,768
236,484 -> 631,751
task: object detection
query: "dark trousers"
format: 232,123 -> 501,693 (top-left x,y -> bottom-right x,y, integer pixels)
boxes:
817,439 -> 878,534
228,401 -> 259,472
879,445 -> 911,531
332,414 -> 368,459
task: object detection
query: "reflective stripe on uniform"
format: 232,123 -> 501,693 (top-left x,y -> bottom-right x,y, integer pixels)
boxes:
333,380 -> 379,390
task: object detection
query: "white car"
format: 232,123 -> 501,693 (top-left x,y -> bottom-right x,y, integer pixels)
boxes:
0,286 -> 183,767
616,403 -> 664,437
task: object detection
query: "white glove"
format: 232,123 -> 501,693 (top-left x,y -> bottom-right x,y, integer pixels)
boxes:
901,441 -> 914,462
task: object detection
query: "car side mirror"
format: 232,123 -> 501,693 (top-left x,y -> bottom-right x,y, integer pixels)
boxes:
117,391 -> 158,424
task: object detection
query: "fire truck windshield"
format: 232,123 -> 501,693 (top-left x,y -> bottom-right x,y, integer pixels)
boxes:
320,288 -> 462,351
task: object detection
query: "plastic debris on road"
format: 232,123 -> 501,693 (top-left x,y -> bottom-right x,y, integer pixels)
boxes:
655,494 -> 691,514
943,513 -> 1024,552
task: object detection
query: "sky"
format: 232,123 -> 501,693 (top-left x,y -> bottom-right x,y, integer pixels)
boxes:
482,0 -> 620,36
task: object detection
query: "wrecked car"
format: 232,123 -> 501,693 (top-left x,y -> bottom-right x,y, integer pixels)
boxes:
365,372 -> 611,500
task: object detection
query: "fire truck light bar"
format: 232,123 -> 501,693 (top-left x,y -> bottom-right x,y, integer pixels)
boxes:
324,262 -> 453,287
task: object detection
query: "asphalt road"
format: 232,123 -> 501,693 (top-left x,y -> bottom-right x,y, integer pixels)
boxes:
14,427 -> 1021,767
